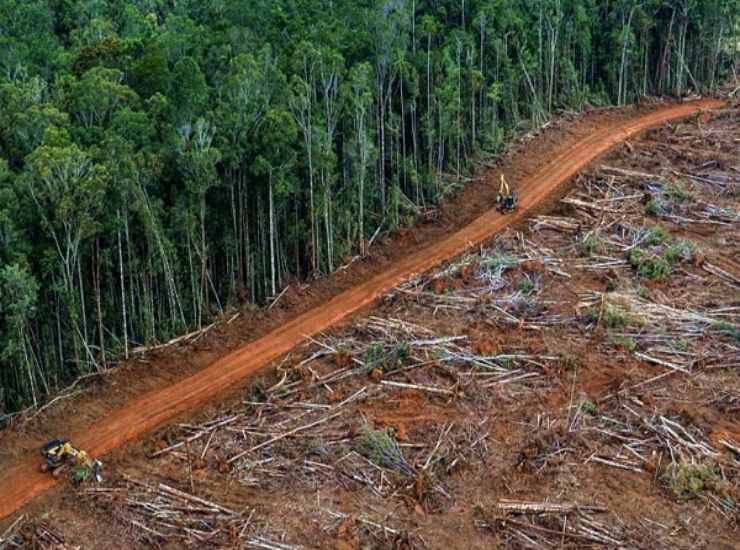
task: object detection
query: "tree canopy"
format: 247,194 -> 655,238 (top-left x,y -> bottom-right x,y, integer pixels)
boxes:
0,0 -> 738,415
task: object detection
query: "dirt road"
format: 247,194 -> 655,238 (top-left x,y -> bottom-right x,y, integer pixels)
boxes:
0,99 -> 724,522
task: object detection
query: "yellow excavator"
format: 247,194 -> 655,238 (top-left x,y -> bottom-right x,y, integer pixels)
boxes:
40,440 -> 103,483
496,174 -> 518,213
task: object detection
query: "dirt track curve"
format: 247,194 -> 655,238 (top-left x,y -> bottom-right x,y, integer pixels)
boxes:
0,98 -> 725,522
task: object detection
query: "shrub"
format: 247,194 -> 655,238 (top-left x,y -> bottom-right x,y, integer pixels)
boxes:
579,231 -> 602,257
644,226 -> 670,246
519,276 -> 536,295
663,461 -> 720,498
363,340 -> 411,372
667,182 -> 691,204
603,304 -> 630,328
673,339 -> 689,352
713,321 -> 740,343
582,303 -> 631,328
580,399 -> 598,416
646,198 -> 665,216
664,241 -> 693,265
611,335 -> 637,352
358,428 -> 415,476
628,249 -> 672,280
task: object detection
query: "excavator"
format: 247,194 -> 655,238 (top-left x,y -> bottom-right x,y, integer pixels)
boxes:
496,174 -> 518,213
40,440 -> 103,483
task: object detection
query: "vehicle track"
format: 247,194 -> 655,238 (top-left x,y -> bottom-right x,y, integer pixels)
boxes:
0,99 -> 724,522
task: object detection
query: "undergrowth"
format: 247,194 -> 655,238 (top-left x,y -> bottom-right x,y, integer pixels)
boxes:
626,227 -> 694,280
662,461 -> 721,498
358,428 -> 415,477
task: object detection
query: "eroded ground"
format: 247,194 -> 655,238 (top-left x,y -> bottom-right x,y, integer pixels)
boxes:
2,106 -> 739,549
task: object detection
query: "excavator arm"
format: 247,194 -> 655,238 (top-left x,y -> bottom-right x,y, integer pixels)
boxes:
496,174 -> 518,213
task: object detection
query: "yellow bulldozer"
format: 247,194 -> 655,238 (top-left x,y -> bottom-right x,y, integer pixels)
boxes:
40,439 -> 103,483
496,174 -> 519,213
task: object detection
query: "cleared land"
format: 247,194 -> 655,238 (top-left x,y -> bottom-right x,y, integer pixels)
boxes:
1,100 -> 737,549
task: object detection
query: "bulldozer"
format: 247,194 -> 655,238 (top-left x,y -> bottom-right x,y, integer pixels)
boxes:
496,174 -> 518,213
40,440 -> 103,483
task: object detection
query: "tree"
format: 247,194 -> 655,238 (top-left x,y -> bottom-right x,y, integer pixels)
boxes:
0,0 -> 737,415
0,263 -> 40,410
253,108 -> 298,296
170,57 -> 208,125
70,67 -> 138,129
177,117 -> 221,327
24,127 -> 109,371
347,62 -> 374,255
130,50 -> 172,99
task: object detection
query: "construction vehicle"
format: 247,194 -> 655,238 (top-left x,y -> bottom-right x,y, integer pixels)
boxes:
496,174 -> 518,213
40,440 -> 103,483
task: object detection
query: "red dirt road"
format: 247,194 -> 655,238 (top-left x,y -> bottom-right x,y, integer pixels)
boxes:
0,99 -> 724,522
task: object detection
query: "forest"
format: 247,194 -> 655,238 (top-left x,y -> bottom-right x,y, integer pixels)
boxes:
0,0 -> 738,415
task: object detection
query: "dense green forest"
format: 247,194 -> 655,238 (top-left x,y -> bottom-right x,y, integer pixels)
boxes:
0,0 -> 738,415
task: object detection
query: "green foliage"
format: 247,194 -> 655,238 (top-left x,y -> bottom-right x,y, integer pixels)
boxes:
559,353 -> 578,371
0,0 -> 738,413
579,399 -> 598,416
130,50 -> 172,99
170,57 -> 207,124
582,302 -> 631,329
628,249 -> 672,280
495,356 -> 514,369
603,304 -> 630,329
712,321 -> 740,343
363,340 -> 411,372
579,231 -> 603,257
664,241 -> 693,265
667,182 -> 691,204
644,226 -> 670,246
645,198 -> 664,216
519,276 -> 536,295
358,427 -> 414,476
672,339 -> 689,352
482,252 -> 517,273
70,67 -> 138,129
610,335 -> 637,352
628,227 -> 694,279
663,462 -> 721,498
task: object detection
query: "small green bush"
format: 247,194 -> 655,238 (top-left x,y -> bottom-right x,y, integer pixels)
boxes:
663,462 -> 720,498
483,252 -> 516,272
363,340 -> 411,371
628,249 -> 672,280
644,226 -> 670,246
582,307 -> 600,325
604,304 -> 630,328
364,342 -> 385,368
673,339 -> 689,352
646,198 -> 664,216
495,356 -> 514,369
579,231 -> 602,257
611,335 -> 637,352
580,399 -> 598,416
582,303 -> 631,328
713,321 -> 740,343
519,277 -> 536,295
664,241 -> 693,265
359,428 -> 415,476
667,182 -> 690,204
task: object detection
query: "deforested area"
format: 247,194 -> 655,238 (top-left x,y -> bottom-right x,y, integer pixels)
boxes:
0,1 -> 738,417
4,101 -> 737,549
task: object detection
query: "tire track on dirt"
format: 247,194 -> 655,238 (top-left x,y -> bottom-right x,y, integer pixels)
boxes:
0,98 -> 725,522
